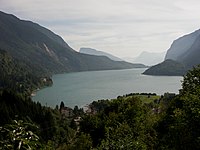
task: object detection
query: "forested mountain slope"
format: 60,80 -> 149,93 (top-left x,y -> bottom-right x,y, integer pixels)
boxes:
0,11 -> 144,91
0,11 -> 138,76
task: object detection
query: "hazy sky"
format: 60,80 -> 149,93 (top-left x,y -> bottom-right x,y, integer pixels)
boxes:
1,0 -> 200,57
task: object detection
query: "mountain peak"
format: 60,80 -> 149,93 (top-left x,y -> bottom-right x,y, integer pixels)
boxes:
165,29 -> 200,61
165,29 -> 200,69
123,51 -> 165,66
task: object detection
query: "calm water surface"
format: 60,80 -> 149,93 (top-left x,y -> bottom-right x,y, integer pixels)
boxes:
32,68 -> 183,108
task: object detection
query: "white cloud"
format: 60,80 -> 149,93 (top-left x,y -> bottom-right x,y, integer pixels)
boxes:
1,0 -> 200,57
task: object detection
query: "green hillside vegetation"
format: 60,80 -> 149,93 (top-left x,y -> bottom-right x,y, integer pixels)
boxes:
1,65 -> 200,149
143,59 -> 187,76
133,94 -> 160,103
0,90 -> 78,149
0,49 -> 52,94
119,93 -> 160,103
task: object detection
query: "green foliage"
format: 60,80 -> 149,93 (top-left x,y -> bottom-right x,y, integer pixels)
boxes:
99,123 -> 147,150
80,114 -> 105,147
181,65 -> 200,95
60,101 -> 65,110
79,74 -> 200,150
73,105 -> 84,117
80,97 -> 158,149
130,94 -> 160,104
0,89 -> 76,149
0,120 -> 41,149
156,65 -> 200,149
0,49 -> 52,94
67,133 -> 92,150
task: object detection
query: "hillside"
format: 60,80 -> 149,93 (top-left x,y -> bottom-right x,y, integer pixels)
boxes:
0,11 -> 147,92
0,49 -> 52,93
165,29 -> 200,69
0,11 -> 139,77
79,47 -> 123,61
144,29 -> 200,76
1,65 -> 200,149
143,59 -> 187,76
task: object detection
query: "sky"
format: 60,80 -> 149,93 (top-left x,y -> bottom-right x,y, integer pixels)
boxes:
1,0 -> 200,58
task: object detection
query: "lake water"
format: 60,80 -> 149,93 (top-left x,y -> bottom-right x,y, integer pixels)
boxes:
32,68 -> 183,108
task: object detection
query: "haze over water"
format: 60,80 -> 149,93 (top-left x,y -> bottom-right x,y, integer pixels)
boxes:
32,68 -> 182,108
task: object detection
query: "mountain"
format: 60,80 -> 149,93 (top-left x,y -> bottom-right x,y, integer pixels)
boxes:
165,29 -> 200,69
79,47 -> 123,61
123,51 -> 166,66
143,59 -> 187,76
79,47 -> 146,68
144,29 -> 200,76
0,11 -> 146,91
0,12 -> 142,74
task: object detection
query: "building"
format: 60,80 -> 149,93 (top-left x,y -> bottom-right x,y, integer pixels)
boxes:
60,107 -> 74,118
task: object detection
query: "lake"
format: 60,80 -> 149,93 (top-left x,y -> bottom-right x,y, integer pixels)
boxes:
32,68 -> 183,108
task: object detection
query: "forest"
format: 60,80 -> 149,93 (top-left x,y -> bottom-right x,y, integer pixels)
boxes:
0,65 -> 200,149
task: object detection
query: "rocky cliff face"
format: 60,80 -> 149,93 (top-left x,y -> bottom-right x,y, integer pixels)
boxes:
165,29 -> 200,69
143,29 -> 200,76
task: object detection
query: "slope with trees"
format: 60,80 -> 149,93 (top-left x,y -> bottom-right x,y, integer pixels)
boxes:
78,65 -> 200,149
1,65 -> 200,149
0,49 -> 52,94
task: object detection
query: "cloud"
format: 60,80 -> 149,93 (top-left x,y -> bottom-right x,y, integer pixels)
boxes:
1,0 -> 200,57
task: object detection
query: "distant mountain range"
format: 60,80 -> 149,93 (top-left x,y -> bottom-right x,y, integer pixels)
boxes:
79,47 -> 146,68
0,12 -> 144,73
79,47 -> 123,61
123,51 -> 166,66
0,11 -> 145,90
144,29 -> 200,76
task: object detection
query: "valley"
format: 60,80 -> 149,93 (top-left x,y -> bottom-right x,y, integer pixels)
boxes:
0,7 -> 200,150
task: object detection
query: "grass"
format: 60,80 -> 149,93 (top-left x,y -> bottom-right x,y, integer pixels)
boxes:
132,95 -> 160,103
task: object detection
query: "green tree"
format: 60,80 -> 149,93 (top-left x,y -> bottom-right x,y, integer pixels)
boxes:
0,120 -> 41,149
157,65 -> 200,149
181,65 -> 200,95
73,105 -> 79,116
60,101 -> 65,110
69,133 -> 92,150
99,123 -> 147,150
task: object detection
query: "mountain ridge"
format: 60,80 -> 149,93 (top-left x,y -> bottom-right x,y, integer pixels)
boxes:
79,47 -> 123,61
144,29 -> 200,76
0,11 -> 144,91
143,59 -> 187,76
165,29 -> 200,61
0,11 -> 141,75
